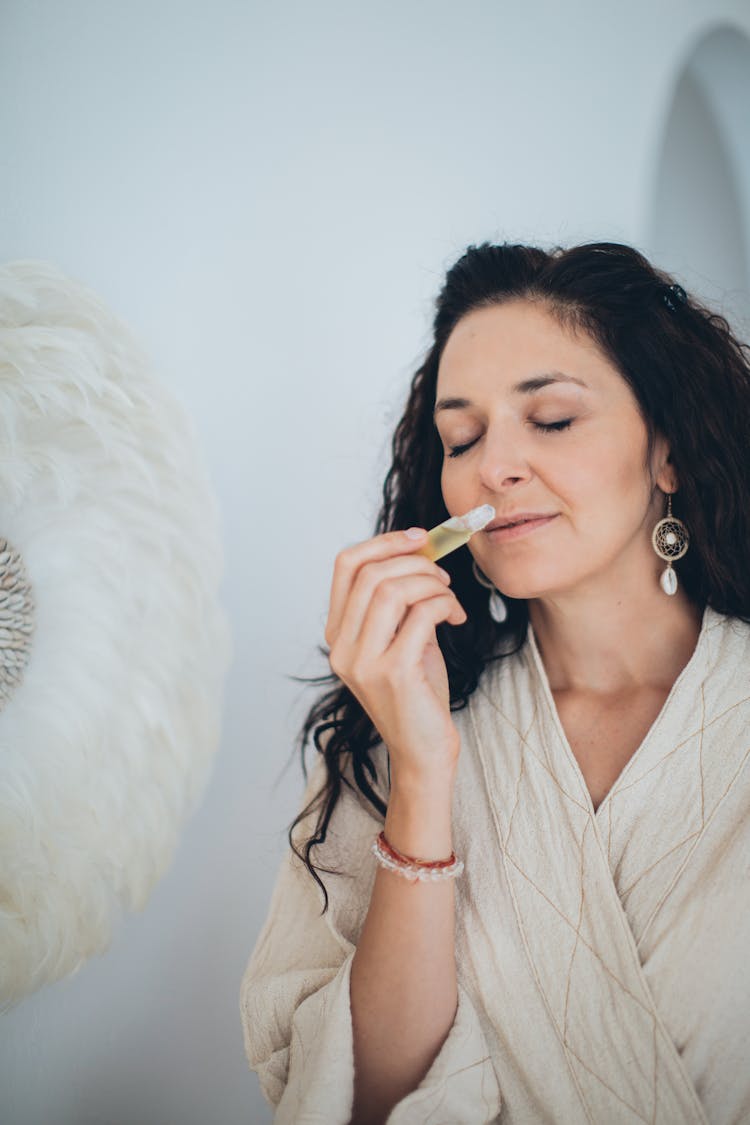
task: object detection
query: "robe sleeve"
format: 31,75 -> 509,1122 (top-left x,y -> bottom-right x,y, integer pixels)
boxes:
239,753 -> 502,1124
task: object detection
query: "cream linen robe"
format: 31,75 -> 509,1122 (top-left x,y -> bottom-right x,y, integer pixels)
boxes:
240,605 -> 750,1123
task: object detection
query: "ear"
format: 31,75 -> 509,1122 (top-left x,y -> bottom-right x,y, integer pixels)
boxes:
653,437 -> 678,494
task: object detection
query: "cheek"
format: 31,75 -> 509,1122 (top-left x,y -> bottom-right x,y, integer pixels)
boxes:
564,435 -> 642,497
604,438 -> 653,508
440,463 -> 467,512
561,439 -> 651,538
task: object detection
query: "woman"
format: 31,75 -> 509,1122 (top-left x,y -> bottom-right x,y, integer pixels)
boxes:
240,242 -> 750,1124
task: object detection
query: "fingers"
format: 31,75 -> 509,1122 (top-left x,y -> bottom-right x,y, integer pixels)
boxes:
388,593 -> 467,672
326,529 -> 430,644
334,556 -> 450,651
330,585 -> 465,692
340,573 -> 462,668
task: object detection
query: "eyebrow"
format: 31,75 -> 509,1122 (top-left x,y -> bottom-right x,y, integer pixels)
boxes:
433,371 -> 588,416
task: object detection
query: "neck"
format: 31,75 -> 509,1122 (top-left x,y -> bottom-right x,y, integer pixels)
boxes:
527,560 -> 704,696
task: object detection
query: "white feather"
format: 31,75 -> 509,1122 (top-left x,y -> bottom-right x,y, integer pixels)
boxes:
0,261 -> 232,1008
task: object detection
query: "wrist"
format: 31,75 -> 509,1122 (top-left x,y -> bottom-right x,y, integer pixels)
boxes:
387,743 -> 458,797
384,782 -> 455,862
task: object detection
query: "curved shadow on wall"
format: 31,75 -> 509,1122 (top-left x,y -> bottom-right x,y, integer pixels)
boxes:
647,24 -> 750,336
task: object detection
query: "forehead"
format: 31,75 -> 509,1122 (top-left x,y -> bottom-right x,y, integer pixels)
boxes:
436,299 -> 615,394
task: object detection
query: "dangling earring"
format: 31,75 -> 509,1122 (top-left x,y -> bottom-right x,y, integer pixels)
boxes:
471,559 -> 508,623
652,491 -> 689,595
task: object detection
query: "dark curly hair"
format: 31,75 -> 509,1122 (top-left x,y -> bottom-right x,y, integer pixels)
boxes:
288,240 -> 750,910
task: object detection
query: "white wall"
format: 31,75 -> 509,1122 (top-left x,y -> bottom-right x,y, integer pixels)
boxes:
1,2 -> 748,1123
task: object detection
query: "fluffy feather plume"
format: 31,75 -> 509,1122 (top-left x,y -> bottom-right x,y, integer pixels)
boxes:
0,262 -> 231,1008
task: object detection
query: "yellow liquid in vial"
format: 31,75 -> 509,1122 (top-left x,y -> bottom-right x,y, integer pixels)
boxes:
419,525 -> 473,563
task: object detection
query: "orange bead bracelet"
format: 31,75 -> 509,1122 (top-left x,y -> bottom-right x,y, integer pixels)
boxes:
372,830 -> 464,882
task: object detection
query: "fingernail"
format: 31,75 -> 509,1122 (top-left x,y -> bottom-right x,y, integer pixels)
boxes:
404,527 -> 426,539
437,567 -> 451,583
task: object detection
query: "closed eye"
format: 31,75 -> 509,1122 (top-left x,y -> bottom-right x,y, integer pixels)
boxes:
447,439 -> 479,459
533,418 -> 574,434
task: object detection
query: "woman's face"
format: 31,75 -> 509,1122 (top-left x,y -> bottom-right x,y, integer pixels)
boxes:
434,299 -> 674,600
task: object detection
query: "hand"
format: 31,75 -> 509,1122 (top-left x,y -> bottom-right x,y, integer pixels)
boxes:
325,528 -> 467,790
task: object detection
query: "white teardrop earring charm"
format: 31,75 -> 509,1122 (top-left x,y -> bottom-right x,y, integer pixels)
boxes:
660,567 -> 678,596
651,492 -> 689,596
471,559 -> 508,623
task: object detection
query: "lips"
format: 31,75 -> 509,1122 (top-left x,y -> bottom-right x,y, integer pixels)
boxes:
485,513 -> 557,531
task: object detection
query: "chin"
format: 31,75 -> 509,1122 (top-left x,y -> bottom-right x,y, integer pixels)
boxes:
490,569 -> 573,602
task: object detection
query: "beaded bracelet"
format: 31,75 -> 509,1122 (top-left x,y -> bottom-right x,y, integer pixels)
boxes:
371,830 -> 464,882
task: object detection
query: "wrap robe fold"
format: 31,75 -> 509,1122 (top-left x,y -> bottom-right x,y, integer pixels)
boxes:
241,605 -> 750,1123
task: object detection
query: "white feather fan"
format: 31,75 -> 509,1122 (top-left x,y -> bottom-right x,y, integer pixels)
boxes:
0,262 -> 231,1008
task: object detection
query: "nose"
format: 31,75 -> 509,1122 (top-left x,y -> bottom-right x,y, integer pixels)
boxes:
476,429 -> 532,491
